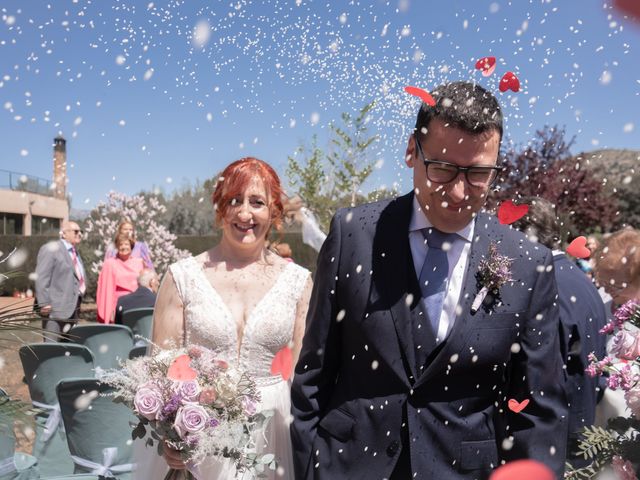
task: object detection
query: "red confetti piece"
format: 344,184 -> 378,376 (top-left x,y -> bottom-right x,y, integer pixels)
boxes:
566,236 -> 591,259
499,71 -> 520,92
497,200 -> 529,225
474,56 -> 496,77
271,346 -> 293,381
507,398 -> 530,413
489,460 -> 555,480
404,86 -> 436,106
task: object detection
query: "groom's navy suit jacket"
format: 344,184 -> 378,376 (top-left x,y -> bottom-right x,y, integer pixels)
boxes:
291,192 -> 568,480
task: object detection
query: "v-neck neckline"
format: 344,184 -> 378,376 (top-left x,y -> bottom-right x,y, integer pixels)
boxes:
192,257 -> 294,357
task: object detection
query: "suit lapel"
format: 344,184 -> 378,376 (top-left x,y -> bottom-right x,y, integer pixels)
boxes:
373,192 -> 418,381
414,212 -> 493,388
58,240 -> 76,276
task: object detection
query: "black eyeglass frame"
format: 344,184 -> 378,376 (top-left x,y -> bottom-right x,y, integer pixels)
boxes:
414,133 -> 503,188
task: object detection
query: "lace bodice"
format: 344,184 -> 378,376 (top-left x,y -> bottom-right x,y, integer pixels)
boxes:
169,257 -> 310,379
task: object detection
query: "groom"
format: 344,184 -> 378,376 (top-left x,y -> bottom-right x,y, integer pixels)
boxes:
291,81 -> 568,479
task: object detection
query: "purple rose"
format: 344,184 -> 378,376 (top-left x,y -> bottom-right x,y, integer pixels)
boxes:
625,388 -> 640,418
611,330 -> 640,361
173,403 -> 209,439
172,380 -> 201,402
133,382 -> 164,420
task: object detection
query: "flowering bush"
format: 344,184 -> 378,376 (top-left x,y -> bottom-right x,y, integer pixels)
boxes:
82,191 -> 189,294
566,299 -> 640,479
100,345 -> 275,479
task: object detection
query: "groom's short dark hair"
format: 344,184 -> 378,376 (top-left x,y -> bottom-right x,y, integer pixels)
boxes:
414,81 -> 503,142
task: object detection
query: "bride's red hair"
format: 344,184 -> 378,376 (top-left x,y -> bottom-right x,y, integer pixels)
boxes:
212,157 -> 284,234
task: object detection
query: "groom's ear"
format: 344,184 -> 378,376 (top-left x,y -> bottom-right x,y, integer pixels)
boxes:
405,134 -> 416,168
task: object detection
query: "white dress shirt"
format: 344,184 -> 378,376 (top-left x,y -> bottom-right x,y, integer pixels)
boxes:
61,238 -> 86,281
408,196 -> 475,343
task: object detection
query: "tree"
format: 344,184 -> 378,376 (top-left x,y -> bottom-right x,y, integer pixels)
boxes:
158,178 -> 219,235
82,191 -> 190,297
286,101 -> 397,232
491,125 -> 618,236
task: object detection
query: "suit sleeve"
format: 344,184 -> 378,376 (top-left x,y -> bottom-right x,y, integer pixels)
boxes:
35,244 -> 54,306
290,211 -> 343,479
500,249 -> 569,477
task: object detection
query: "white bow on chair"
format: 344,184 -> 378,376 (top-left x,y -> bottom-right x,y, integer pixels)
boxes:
0,456 -> 16,476
71,447 -> 135,477
31,400 -> 63,442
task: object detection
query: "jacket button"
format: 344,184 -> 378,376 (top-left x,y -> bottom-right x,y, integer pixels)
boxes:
386,441 -> 399,457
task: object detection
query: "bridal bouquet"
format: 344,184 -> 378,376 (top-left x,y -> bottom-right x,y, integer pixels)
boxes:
566,299 -> 640,480
101,345 -> 276,479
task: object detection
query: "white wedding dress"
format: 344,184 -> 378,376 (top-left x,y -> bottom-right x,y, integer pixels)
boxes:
134,256 -> 310,480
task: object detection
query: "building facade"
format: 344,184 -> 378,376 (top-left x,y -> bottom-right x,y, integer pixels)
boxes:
0,136 -> 70,235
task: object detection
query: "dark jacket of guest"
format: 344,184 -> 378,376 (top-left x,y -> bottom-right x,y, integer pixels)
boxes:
114,286 -> 156,324
553,252 -> 608,463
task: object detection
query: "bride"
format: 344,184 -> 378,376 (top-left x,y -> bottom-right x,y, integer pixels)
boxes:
134,157 -> 312,479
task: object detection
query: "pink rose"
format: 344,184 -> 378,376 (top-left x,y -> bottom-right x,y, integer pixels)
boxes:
172,380 -> 201,402
625,388 -> 640,417
133,382 -> 164,421
173,403 -> 209,439
199,388 -> 217,405
612,455 -> 638,480
611,330 -> 640,360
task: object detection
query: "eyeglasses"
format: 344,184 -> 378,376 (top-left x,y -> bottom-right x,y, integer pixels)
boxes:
66,229 -> 83,235
414,134 -> 502,188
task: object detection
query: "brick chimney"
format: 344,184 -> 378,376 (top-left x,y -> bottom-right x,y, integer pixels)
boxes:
53,135 -> 67,199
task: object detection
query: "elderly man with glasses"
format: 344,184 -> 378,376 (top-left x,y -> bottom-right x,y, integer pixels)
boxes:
291,81 -> 568,479
35,220 -> 87,342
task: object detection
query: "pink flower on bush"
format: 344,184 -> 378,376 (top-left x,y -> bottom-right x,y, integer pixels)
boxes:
173,403 -> 210,439
611,330 -> 640,360
612,455 -> 638,480
625,388 -> 640,418
172,380 -> 201,402
133,381 -> 164,420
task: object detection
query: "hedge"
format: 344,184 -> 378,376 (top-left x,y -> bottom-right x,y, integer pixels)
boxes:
1,233 -> 319,297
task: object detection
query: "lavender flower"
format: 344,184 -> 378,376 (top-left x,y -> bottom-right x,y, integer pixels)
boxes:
614,299 -> 640,328
158,393 -> 182,421
471,243 -> 514,313
133,381 -> 164,420
173,403 -> 210,440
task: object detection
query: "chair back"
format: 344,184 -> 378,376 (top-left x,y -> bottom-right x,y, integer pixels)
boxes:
128,345 -> 148,359
121,308 -> 154,343
67,324 -> 134,370
57,378 -> 136,479
18,344 -> 94,477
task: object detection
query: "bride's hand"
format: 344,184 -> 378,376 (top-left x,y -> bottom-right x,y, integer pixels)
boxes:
163,443 -> 187,470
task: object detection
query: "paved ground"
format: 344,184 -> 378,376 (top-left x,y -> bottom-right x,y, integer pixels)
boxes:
1,297 -> 97,453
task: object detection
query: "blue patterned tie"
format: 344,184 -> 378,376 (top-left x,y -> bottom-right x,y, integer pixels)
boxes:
419,228 -> 456,338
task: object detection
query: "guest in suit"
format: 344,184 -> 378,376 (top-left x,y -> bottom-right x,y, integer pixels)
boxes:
114,269 -> 159,324
96,233 -> 145,323
35,221 -> 87,342
512,197 -> 608,467
104,219 -> 154,270
291,81 -> 568,480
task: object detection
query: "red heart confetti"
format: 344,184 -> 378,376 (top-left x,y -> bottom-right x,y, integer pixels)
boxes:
507,398 -> 529,413
167,354 -> 197,381
566,236 -> 591,259
499,71 -> 520,92
497,200 -> 529,225
489,460 -> 555,480
404,86 -> 436,106
271,345 -> 293,381
475,56 -> 497,77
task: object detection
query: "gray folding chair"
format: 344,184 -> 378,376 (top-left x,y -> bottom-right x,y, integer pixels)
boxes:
67,324 -> 134,370
57,378 -> 136,479
127,345 -> 148,359
0,388 -> 38,480
121,308 -> 154,345
18,344 -> 95,477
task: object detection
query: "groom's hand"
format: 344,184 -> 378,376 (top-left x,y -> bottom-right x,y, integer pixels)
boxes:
163,443 -> 187,470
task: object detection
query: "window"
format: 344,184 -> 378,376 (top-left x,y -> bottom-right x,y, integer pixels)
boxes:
1,213 -> 24,235
31,216 -> 61,236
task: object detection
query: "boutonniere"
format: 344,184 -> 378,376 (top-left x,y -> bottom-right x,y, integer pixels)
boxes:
471,242 -> 514,314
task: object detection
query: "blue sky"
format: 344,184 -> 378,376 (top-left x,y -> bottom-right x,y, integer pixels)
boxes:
0,0 -> 638,209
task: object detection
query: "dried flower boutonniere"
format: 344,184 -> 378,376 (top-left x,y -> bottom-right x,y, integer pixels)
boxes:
471,242 -> 514,313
